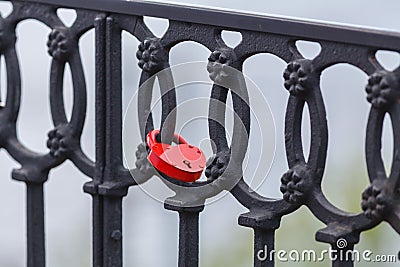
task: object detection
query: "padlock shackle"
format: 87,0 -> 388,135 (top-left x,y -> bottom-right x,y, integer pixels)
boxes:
147,129 -> 188,148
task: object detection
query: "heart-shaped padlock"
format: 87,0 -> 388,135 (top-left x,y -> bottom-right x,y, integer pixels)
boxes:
146,129 -> 206,182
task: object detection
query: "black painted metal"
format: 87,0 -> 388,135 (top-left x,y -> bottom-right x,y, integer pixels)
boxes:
1,0 -> 399,267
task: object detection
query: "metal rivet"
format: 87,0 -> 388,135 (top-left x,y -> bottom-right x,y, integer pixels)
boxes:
111,230 -> 122,241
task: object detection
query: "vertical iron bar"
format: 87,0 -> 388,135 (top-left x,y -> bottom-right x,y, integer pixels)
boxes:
254,228 -> 275,267
239,214 -> 280,267
165,204 -> 204,267
26,182 -> 45,267
103,15 -> 123,267
178,209 -> 202,267
103,198 -> 123,266
332,246 -> 354,267
93,14 -> 107,267
92,193 -> 104,267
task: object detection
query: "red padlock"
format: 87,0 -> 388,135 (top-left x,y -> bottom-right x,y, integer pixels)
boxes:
146,129 -> 206,182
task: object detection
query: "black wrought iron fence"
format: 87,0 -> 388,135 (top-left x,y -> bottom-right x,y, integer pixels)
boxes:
1,0 -> 400,266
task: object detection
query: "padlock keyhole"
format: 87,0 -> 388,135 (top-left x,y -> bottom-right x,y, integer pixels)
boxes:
183,160 -> 192,169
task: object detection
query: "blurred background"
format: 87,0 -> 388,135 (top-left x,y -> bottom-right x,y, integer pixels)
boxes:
0,0 -> 400,266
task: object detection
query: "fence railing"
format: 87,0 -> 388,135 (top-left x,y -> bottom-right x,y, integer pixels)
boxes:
1,0 -> 400,266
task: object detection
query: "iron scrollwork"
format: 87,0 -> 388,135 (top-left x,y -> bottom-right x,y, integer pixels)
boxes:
0,0 -> 399,267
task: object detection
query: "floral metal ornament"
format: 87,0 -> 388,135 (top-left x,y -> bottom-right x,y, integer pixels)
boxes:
136,38 -> 168,74
135,142 -> 154,174
280,165 -> 313,204
205,150 -> 230,181
47,27 -> 75,61
207,49 -> 235,84
361,180 -> 391,220
365,70 -> 400,109
283,59 -> 316,96
46,124 -> 75,158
